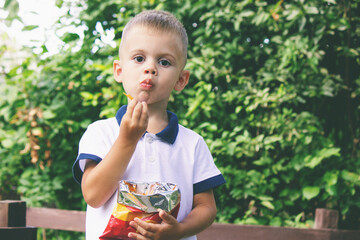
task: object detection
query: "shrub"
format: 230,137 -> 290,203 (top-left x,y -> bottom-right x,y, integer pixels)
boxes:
1,0 -> 359,235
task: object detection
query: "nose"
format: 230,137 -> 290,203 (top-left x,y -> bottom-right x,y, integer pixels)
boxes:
144,69 -> 157,75
144,62 -> 157,75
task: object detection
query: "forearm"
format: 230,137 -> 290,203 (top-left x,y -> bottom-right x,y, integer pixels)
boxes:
81,137 -> 136,208
178,190 -> 217,238
82,100 -> 148,208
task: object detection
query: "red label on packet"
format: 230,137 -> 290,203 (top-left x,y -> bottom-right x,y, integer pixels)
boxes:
99,203 -> 180,240
99,181 -> 181,240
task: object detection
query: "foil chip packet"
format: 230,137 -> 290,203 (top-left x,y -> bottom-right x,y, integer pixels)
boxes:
100,180 -> 181,240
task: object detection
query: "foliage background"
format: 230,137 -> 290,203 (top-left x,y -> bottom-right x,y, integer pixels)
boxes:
1,0 -> 359,239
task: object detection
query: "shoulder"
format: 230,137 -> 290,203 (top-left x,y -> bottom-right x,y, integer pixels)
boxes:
176,124 -> 208,149
88,117 -> 117,128
86,117 -> 118,132
80,117 -> 118,142
177,124 -> 202,140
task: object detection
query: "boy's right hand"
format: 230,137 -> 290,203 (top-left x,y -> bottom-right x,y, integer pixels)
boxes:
119,100 -> 148,144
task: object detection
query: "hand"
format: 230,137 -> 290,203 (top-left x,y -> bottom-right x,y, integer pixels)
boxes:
119,99 -> 148,143
128,210 -> 183,240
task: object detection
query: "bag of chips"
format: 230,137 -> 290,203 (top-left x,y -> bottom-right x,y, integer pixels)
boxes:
99,180 -> 181,240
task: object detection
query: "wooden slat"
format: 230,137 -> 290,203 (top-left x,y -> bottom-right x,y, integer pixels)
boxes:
197,223 -> 360,240
0,200 -> 26,227
0,227 -> 37,240
26,207 -> 86,232
25,206 -> 360,240
314,208 -> 339,229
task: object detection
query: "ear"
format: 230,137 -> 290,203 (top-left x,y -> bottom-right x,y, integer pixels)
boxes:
113,60 -> 122,83
174,70 -> 190,91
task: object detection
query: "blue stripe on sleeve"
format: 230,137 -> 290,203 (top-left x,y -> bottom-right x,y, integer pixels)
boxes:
193,174 -> 226,194
72,153 -> 102,184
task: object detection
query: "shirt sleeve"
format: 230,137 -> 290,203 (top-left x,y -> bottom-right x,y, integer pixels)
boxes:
72,122 -> 108,184
192,137 -> 226,194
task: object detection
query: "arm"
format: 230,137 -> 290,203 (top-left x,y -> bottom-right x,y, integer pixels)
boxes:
81,100 -> 148,208
178,189 -> 217,237
128,189 -> 217,240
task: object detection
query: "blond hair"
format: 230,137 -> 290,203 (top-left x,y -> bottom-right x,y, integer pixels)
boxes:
120,10 -> 188,63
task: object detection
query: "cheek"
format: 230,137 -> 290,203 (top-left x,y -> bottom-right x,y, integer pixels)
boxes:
121,80 -> 134,91
121,67 -> 138,81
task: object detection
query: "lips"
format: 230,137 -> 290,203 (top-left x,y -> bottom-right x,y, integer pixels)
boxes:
140,79 -> 153,90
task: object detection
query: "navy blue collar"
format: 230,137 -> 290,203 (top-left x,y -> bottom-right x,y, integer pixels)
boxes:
115,105 -> 179,144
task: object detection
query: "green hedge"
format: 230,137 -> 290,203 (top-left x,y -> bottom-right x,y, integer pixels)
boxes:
1,0 -> 359,236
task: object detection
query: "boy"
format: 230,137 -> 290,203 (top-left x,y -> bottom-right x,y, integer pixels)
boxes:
72,10 -> 225,240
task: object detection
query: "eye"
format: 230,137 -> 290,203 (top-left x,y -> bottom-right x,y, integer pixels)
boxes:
134,56 -> 144,63
159,59 -> 171,66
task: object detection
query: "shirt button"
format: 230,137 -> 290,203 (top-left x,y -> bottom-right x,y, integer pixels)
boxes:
146,136 -> 154,143
148,156 -> 156,162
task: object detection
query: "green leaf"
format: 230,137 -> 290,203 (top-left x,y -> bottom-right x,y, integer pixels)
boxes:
4,0 -> 13,8
226,142 -> 237,155
253,156 -> 272,166
1,139 -> 14,148
185,95 -> 205,117
80,91 -> 94,100
6,85 -> 18,104
61,32 -> 80,43
302,186 -> 320,200
42,110 -> 56,119
22,25 -> 39,31
304,6 -> 319,14
240,10 -> 255,18
286,9 -> 300,21
341,170 -> 360,184
305,147 -> 340,168
4,0 -> 20,26
55,0 -> 64,8
261,200 -> 275,210
323,0 -> 336,4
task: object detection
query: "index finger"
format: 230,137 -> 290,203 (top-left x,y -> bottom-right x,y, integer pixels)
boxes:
125,98 -> 138,118
134,218 -> 158,232
140,102 -> 148,126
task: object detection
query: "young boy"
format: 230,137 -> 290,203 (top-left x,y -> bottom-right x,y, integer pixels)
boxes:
72,10 -> 225,240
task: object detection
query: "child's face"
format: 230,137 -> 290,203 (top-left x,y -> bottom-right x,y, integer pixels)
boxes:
114,25 -> 189,105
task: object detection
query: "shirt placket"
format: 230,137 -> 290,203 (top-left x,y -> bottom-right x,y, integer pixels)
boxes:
143,133 -> 158,179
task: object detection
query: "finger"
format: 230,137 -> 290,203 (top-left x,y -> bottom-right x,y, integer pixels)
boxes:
132,101 -> 143,121
134,218 -> 159,234
140,102 -> 149,126
134,217 -> 156,231
126,99 -> 138,118
128,231 -> 147,240
158,209 -> 177,225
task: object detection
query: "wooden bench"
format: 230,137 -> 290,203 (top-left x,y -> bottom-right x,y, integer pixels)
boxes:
1,200 -> 359,240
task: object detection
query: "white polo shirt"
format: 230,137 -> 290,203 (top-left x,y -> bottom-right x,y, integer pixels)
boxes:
72,105 -> 226,240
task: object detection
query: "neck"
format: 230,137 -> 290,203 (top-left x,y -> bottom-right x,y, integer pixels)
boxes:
146,102 -> 169,134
